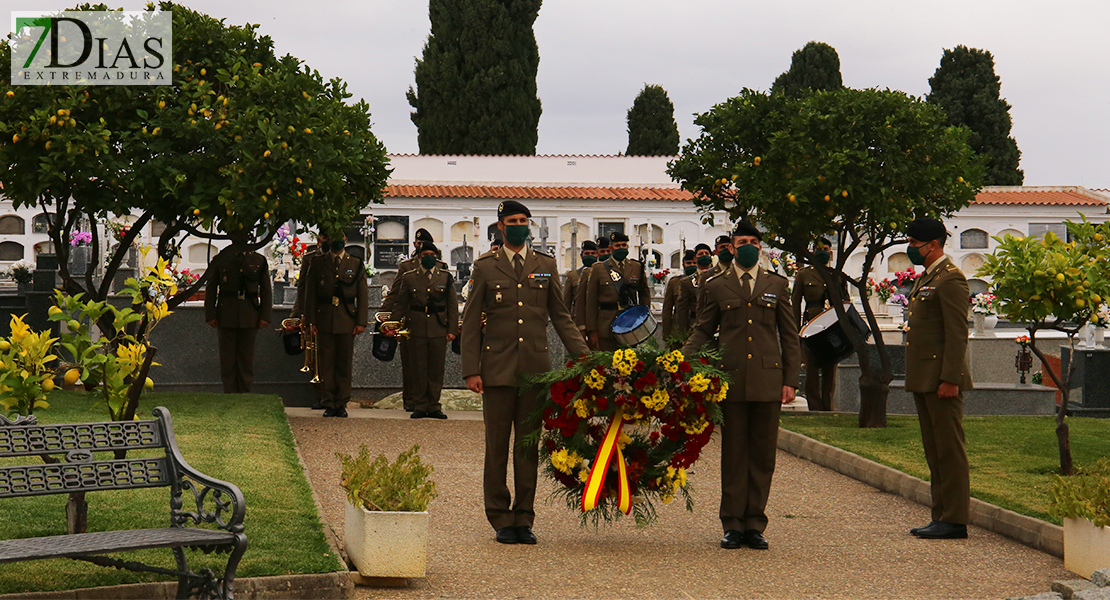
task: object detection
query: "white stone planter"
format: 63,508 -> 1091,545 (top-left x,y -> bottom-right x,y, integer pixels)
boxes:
344,501 -> 428,578
1064,516 -> 1110,579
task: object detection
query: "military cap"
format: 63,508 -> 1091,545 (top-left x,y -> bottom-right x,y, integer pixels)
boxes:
415,228 -> 434,242
906,218 -> 947,242
419,242 -> 439,254
694,243 -> 712,253
683,249 -> 696,261
610,231 -> 630,243
714,235 -> 731,247
596,237 -> 611,249
582,240 -> 598,251
732,220 -> 763,241
497,200 -> 531,219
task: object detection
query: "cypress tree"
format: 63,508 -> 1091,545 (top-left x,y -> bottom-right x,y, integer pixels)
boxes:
927,46 -> 1023,185
771,41 -> 843,98
406,0 -> 543,155
625,84 -> 680,156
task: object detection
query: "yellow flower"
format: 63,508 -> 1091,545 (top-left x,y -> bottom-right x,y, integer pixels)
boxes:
574,397 -> 592,418
715,382 -> 729,402
584,369 -> 606,390
550,448 -> 583,474
689,373 -> 710,393
577,469 -> 589,482
660,493 -> 674,504
617,431 -> 632,451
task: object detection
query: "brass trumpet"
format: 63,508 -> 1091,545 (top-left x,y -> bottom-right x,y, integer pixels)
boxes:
282,317 -> 320,383
381,318 -> 411,340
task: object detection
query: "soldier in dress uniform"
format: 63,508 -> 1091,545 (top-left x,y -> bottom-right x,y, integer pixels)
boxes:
303,235 -> 369,418
462,200 -> 589,546
386,242 -> 458,420
662,250 -> 697,343
791,237 -> 847,412
695,236 -> 733,316
596,236 -> 611,262
205,243 -> 273,393
904,218 -> 973,540
564,240 -> 598,323
291,233 -> 327,409
682,221 -> 801,551
382,228 -> 445,411
584,232 -> 651,351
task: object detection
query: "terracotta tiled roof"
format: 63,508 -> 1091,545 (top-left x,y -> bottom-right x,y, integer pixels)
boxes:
972,186 -> 1109,206
385,185 -> 694,201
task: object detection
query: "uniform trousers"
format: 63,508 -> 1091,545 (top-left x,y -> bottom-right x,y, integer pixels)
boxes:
400,338 -> 416,410
720,401 -> 781,533
482,385 -> 544,530
409,336 -> 447,413
913,392 -> 970,524
217,327 -> 258,393
316,331 -> 355,410
803,348 -> 838,412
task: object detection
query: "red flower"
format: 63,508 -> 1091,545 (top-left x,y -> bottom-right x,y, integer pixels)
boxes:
566,378 -> 580,391
679,361 -> 691,373
596,396 -> 609,411
635,360 -> 645,372
544,438 -> 556,450
649,431 -> 660,444
672,372 -> 684,382
699,357 -> 708,364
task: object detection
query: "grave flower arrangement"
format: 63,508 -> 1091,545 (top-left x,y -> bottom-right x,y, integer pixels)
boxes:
69,231 -> 92,247
894,269 -> 919,289
972,293 -> 998,315
524,347 -> 728,527
6,260 -> 34,285
869,278 -> 896,303
1091,304 -> 1110,328
650,268 -> 670,283
766,249 -> 797,277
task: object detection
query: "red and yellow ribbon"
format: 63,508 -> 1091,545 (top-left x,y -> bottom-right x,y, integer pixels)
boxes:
581,407 -> 632,515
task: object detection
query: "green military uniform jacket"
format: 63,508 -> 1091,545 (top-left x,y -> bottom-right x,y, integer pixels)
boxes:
791,266 -> 849,325
662,274 -> 697,339
204,249 -> 273,328
573,265 -> 593,330
461,247 -> 589,387
695,263 -> 725,316
904,257 -> 974,393
584,257 -> 651,339
290,246 -> 324,319
563,268 -> 581,317
388,265 -> 460,339
303,251 -> 369,334
682,265 -> 801,402
382,256 -> 448,314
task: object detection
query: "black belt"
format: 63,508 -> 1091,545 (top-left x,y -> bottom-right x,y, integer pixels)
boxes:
412,304 -> 444,313
599,302 -> 619,310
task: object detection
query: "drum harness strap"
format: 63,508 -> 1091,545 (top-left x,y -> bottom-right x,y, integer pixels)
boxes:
602,261 -> 638,310
410,272 -> 453,328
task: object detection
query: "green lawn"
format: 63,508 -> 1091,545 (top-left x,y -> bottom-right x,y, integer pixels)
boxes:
779,413 -> 1110,526
0,391 -> 340,595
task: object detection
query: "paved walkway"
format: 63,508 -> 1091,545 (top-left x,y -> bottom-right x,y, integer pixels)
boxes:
288,408 -> 1071,600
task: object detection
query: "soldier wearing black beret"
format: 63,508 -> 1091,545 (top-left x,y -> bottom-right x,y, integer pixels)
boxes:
904,217 -> 974,539
662,249 -> 699,344
565,240 -> 599,329
585,231 -> 651,351
596,237 -> 612,262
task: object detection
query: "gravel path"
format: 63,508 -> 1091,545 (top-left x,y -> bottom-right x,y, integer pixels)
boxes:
289,409 -> 1071,600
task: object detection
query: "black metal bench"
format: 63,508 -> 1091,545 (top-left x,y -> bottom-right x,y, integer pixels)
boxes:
0,407 -> 247,599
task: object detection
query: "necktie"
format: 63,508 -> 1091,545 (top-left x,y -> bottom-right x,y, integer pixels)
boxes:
741,272 -> 752,294
514,255 -> 524,277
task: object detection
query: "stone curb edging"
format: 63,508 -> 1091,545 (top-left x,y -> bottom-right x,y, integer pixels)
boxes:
777,427 -> 1064,558
0,572 -> 353,600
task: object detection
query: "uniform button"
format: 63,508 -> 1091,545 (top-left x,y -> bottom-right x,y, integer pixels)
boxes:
485,346 -> 490,350
518,319 -> 523,324
747,319 -> 753,324
932,354 -> 937,359
519,337 -> 524,342
909,312 -> 913,316
518,284 -> 522,288
748,302 -> 752,307
726,304 -> 731,309
496,284 -> 501,289
518,301 -> 523,306
747,354 -> 752,359
748,337 -> 752,341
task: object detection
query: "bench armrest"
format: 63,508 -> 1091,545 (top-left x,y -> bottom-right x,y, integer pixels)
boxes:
154,407 -> 246,534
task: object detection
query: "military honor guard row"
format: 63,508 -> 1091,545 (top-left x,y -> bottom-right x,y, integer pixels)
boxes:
204,205 -> 971,548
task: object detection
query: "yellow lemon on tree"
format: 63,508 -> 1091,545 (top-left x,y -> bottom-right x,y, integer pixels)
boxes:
1093,294 -> 1103,303
144,377 -> 154,391
1057,273 -> 1066,282
1077,298 -> 1087,308
48,306 -> 63,317
824,195 -> 830,201
753,157 -> 761,166
67,319 -> 80,332
0,341 -> 10,351
42,378 -> 55,392
5,91 -> 13,98
64,369 -> 80,386
841,190 -> 849,197
193,208 -> 201,215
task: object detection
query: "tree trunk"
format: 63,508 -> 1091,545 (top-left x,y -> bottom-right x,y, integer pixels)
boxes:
66,493 -> 88,534
859,371 -> 889,428
1056,416 -> 1074,476
1028,327 -> 1076,476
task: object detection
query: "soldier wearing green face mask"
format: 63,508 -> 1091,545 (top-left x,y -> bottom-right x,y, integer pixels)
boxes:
386,242 -> 458,419
662,249 -> 698,344
585,231 -> 651,351
791,237 -> 847,412
564,240 -> 598,328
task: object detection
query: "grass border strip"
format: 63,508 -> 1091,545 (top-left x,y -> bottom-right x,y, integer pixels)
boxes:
778,427 -> 1064,557
0,572 -> 353,599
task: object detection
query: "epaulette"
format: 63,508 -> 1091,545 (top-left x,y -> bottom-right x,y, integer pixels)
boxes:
533,248 -> 553,258
766,270 -> 787,281
475,252 -> 497,263
705,271 -> 728,284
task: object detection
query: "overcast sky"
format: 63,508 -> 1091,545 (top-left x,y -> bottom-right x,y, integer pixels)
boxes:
7,0 -> 1110,188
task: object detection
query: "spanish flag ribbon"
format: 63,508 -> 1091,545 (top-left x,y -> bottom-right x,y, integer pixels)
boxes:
581,407 -> 632,515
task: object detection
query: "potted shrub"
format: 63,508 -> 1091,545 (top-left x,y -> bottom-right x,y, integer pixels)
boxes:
338,444 -> 437,578
1050,458 -> 1110,578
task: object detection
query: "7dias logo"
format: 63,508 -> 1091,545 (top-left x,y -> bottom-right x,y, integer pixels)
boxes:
10,11 -> 172,86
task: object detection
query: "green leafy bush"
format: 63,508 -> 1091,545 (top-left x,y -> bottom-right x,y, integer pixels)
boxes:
1050,458 -> 1110,527
337,444 -> 437,512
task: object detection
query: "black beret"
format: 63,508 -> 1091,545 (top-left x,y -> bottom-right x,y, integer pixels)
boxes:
732,220 -> 763,241
489,238 -> 503,248
415,228 -> 433,242
582,240 -> 598,251
683,250 -> 696,261
906,218 -> 947,242
714,235 -> 731,247
497,200 -> 531,219
694,243 -> 712,253
610,231 -> 629,243
596,237 -> 611,249
419,242 -> 439,254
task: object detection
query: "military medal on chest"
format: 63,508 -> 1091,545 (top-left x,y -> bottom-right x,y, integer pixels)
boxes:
610,270 -> 622,282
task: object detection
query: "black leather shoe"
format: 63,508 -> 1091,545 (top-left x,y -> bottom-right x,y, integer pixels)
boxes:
720,530 -> 744,549
910,521 -> 938,536
322,407 -> 336,417
410,410 -> 428,419
515,526 -> 537,545
915,522 -> 967,539
334,407 -> 348,418
495,527 -> 518,544
426,410 -> 448,420
311,402 -> 326,410
743,529 -> 769,550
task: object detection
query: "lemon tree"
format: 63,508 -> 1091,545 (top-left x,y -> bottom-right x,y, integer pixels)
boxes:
0,2 -> 390,322
669,87 -> 985,427
978,219 -> 1110,475
0,314 -> 59,417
